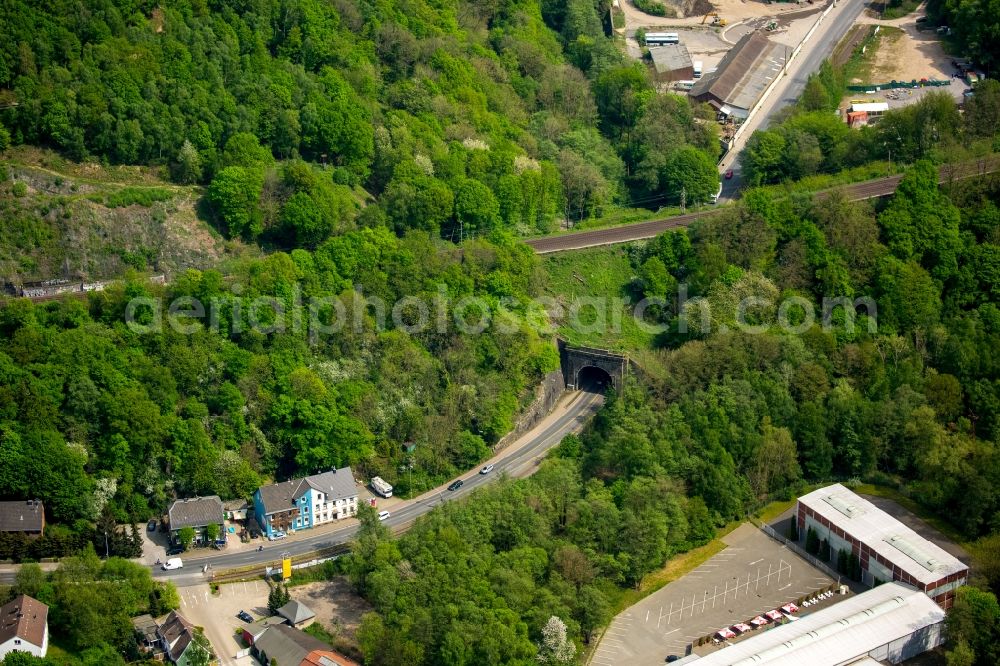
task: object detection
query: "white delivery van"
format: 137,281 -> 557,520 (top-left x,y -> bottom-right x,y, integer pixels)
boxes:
162,557 -> 183,570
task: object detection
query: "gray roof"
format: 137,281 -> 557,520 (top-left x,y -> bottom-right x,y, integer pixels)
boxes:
255,623 -> 329,665
277,599 -> 316,625
168,496 -> 224,530
684,582 -> 944,666
690,31 -> 786,111
158,611 -> 196,662
0,500 -> 44,533
257,468 -> 357,516
132,613 -> 159,643
650,44 -> 692,75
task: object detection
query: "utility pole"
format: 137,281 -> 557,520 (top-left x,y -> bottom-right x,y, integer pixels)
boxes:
680,186 -> 686,212
104,531 -> 109,558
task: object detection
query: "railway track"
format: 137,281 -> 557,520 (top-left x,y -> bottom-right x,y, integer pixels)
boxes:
527,157 -> 1000,254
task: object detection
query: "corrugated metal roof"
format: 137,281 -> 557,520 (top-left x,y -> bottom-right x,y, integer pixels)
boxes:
686,583 -> 944,666
651,44 -> 693,74
798,484 -> 967,585
690,32 -> 785,113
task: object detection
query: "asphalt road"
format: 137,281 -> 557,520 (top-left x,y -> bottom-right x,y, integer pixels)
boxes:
719,0 -> 872,200
527,157 -> 1000,254
152,386 -> 605,587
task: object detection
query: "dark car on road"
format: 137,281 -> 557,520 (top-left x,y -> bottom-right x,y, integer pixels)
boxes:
447,479 -> 464,491
237,610 -> 254,623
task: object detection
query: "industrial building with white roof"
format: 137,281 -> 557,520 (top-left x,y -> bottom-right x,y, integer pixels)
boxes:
682,582 -> 945,666
796,484 -> 967,608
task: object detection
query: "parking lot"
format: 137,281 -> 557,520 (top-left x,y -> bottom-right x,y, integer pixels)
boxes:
592,524 -> 835,665
179,581 -> 268,666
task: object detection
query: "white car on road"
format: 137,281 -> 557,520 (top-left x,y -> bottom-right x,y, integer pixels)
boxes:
378,511 -> 390,521
161,557 -> 183,571
480,464 -> 495,474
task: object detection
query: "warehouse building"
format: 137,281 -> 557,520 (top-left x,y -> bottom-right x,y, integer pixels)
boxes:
689,31 -> 786,120
797,484 -> 968,608
683,582 -> 946,665
650,43 -> 694,83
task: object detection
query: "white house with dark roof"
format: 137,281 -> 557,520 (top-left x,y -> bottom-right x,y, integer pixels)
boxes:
157,610 -> 212,666
0,595 -> 48,659
253,468 -> 358,538
167,496 -> 224,546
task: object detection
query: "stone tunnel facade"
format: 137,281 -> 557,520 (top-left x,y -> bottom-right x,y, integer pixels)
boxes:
558,340 -> 629,390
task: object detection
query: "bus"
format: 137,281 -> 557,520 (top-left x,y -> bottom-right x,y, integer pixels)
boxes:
645,32 -> 679,46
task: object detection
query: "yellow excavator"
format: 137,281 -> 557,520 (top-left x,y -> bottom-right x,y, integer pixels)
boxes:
701,12 -> 727,27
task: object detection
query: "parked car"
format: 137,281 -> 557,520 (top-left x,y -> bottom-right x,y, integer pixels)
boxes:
147,519 -> 157,532
166,545 -> 184,556
161,558 -> 183,571
666,657 -> 680,663
447,479 -> 464,491
725,169 -> 734,180
480,464 -> 495,475
378,510 -> 391,521
237,610 -> 254,623
268,531 -> 287,541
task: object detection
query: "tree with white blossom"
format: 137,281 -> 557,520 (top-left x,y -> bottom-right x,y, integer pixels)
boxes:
537,615 -> 576,664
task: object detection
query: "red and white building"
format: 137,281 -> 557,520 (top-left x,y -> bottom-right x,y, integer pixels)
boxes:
796,484 -> 967,609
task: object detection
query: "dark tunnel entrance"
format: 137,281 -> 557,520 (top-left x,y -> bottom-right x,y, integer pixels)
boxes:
577,366 -> 614,393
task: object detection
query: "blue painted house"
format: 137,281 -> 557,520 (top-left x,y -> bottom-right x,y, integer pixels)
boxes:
253,468 -> 358,538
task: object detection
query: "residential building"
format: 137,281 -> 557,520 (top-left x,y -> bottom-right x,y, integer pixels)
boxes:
131,614 -> 162,657
0,595 -> 48,659
796,484 -> 968,608
690,31 -> 786,120
168,496 -> 224,546
0,500 -> 44,536
158,611 -> 212,666
650,44 -> 694,83
250,623 -> 359,666
680,582 -> 945,665
224,499 -> 249,522
254,468 -> 358,538
277,599 -> 316,628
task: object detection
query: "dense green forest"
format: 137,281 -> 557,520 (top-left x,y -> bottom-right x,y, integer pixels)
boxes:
0,227 -> 556,546
926,0 -> 1000,73
0,0 -> 719,248
324,164 -> 1000,665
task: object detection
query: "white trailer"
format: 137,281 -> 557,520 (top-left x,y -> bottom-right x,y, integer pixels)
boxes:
371,476 -> 393,498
